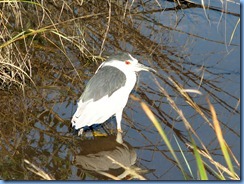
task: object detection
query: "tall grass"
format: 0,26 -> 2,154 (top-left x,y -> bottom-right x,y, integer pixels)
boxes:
0,0 -> 240,181
136,80 -> 240,180
0,0 -> 103,91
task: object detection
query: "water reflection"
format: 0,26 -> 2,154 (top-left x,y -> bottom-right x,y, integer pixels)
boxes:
73,132 -> 144,180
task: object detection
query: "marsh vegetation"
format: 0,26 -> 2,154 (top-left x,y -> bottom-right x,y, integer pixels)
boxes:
0,0 -> 240,180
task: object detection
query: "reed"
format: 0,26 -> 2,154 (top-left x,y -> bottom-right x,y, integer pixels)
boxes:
137,81 -> 240,180
0,0 -> 239,180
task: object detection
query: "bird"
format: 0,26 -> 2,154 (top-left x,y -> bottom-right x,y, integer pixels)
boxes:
71,52 -> 156,135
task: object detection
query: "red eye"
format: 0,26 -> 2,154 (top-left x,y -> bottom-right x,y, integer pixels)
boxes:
125,60 -> 131,65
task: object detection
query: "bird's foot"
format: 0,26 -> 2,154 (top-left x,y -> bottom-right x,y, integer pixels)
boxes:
92,131 -> 107,137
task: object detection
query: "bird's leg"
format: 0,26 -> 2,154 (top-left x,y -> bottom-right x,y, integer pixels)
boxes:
116,111 -> 123,133
78,128 -> 84,136
117,129 -> 123,133
116,131 -> 123,144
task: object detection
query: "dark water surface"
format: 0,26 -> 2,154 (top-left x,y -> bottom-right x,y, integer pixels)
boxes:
0,0 -> 240,180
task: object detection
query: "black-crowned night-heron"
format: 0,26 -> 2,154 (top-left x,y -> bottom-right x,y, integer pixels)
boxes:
71,53 -> 155,135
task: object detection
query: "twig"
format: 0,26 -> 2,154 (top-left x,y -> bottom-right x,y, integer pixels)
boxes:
24,159 -> 55,180
99,0 -> 111,56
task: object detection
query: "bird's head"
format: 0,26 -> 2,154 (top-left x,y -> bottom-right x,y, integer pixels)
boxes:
100,53 -> 156,74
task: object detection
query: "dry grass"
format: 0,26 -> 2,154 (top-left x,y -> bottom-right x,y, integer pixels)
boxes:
135,77 -> 240,180
98,156 -> 146,180
0,0 -> 240,181
24,159 -> 55,180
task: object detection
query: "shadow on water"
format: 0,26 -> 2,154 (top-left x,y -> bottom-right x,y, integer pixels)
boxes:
0,0 -> 240,180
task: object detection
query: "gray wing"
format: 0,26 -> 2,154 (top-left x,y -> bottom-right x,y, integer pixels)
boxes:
81,66 -> 126,102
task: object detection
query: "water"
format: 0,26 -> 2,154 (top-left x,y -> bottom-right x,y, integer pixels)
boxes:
0,0 -> 240,180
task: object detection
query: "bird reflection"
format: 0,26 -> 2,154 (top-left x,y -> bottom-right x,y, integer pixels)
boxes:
72,132 -> 144,180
